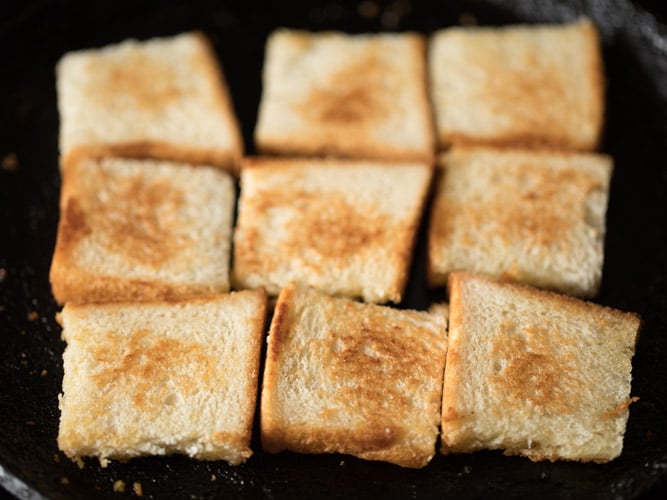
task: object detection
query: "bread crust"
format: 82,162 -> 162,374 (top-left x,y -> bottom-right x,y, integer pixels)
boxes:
255,30 -> 435,163
57,290 -> 267,465
57,31 -> 242,174
261,284 -> 448,468
427,146 -> 612,297
441,272 -> 640,462
429,19 -> 605,152
233,157 -> 433,303
50,156 -> 235,304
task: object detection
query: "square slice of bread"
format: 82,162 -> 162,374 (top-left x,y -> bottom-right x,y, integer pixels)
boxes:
232,157 -> 433,303
261,284 -> 448,468
50,156 -> 235,304
57,289 -> 267,465
254,30 -> 434,162
427,147 -> 612,297
441,272 -> 640,463
57,31 -> 242,173
429,18 -> 604,151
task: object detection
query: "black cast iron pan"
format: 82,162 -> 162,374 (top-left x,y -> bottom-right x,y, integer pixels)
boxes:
1,0 -> 667,498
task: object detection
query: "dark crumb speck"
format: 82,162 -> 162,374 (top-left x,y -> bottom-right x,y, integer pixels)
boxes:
1,153 -> 18,172
459,12 -> 478,25
358,0 -> 379,18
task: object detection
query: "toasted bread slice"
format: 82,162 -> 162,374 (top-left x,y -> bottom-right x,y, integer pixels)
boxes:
57,289 -> 267,465
255,30 -> 434,162
441,272 -> 640,463
261,284 -> 448,468
427,147 -> 612,297
429,19 -> 604,151
232,157 -> 433,303
57,31 -> 242,173
50,156 -> 235,304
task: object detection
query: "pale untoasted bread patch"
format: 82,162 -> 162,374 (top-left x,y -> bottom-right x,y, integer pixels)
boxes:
429,19 -> 604,151
57,290 -> 267,465
50,157 -> 235,304
441,273 -> 640,462
232,157 -> 432,303
57,32 -> 242,173
261,284 -> 448,468
427,147 -> 612,297
255,30 -> 434,162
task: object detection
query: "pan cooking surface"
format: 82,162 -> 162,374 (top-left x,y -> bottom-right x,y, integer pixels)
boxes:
1,0 -> 666,498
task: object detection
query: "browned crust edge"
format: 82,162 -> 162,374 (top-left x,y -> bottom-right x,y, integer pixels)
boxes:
435,20 -> 606,153
447,272 -> 641,327
238,289 -> 269,459
254,32 -> 435,164
62,141 -> 240,177
260,283 -> 296,453
242,156 -> 434,170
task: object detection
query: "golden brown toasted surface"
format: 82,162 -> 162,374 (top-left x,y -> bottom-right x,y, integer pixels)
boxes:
261,284 -> 447,468
297,53 -> 393,127
233,158 -> 432,303
57,198 -> 91,253
255,31 -> 434,162
58,157 -> 190,265
92,172 -> 185,265
431,149 -> 607,250
57,32 -> 243,173
85,51 -> 182,115
488,321 -> 579,415
58,290 -> 267,464
441,272 -> 641,462
50,156 -> 235,304
91,328 -> 216,411
235,185 -> 391,272
427,147 -> 612,296
429,20 -> 604,151
93,330 -> 217,418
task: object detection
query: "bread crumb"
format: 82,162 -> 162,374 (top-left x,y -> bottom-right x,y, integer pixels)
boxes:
26,420 -> 35,426
133,481 -> 143,496
210,474 -> 217,481
27,311 -> 39,321
41,369 -> 48,376
1,153 -> 18,172
113,480 -> 126,493
459,12 -> 478,26
99,457 -> 110,468
53,453 -> 60,464
380,10 -> 399,28
0,268 -> 7,282
379,0 -> 412,28
357,0 -> 379,18
74,456 -> 85,469
60,477 -> 69,485
463,465 -> 472,474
